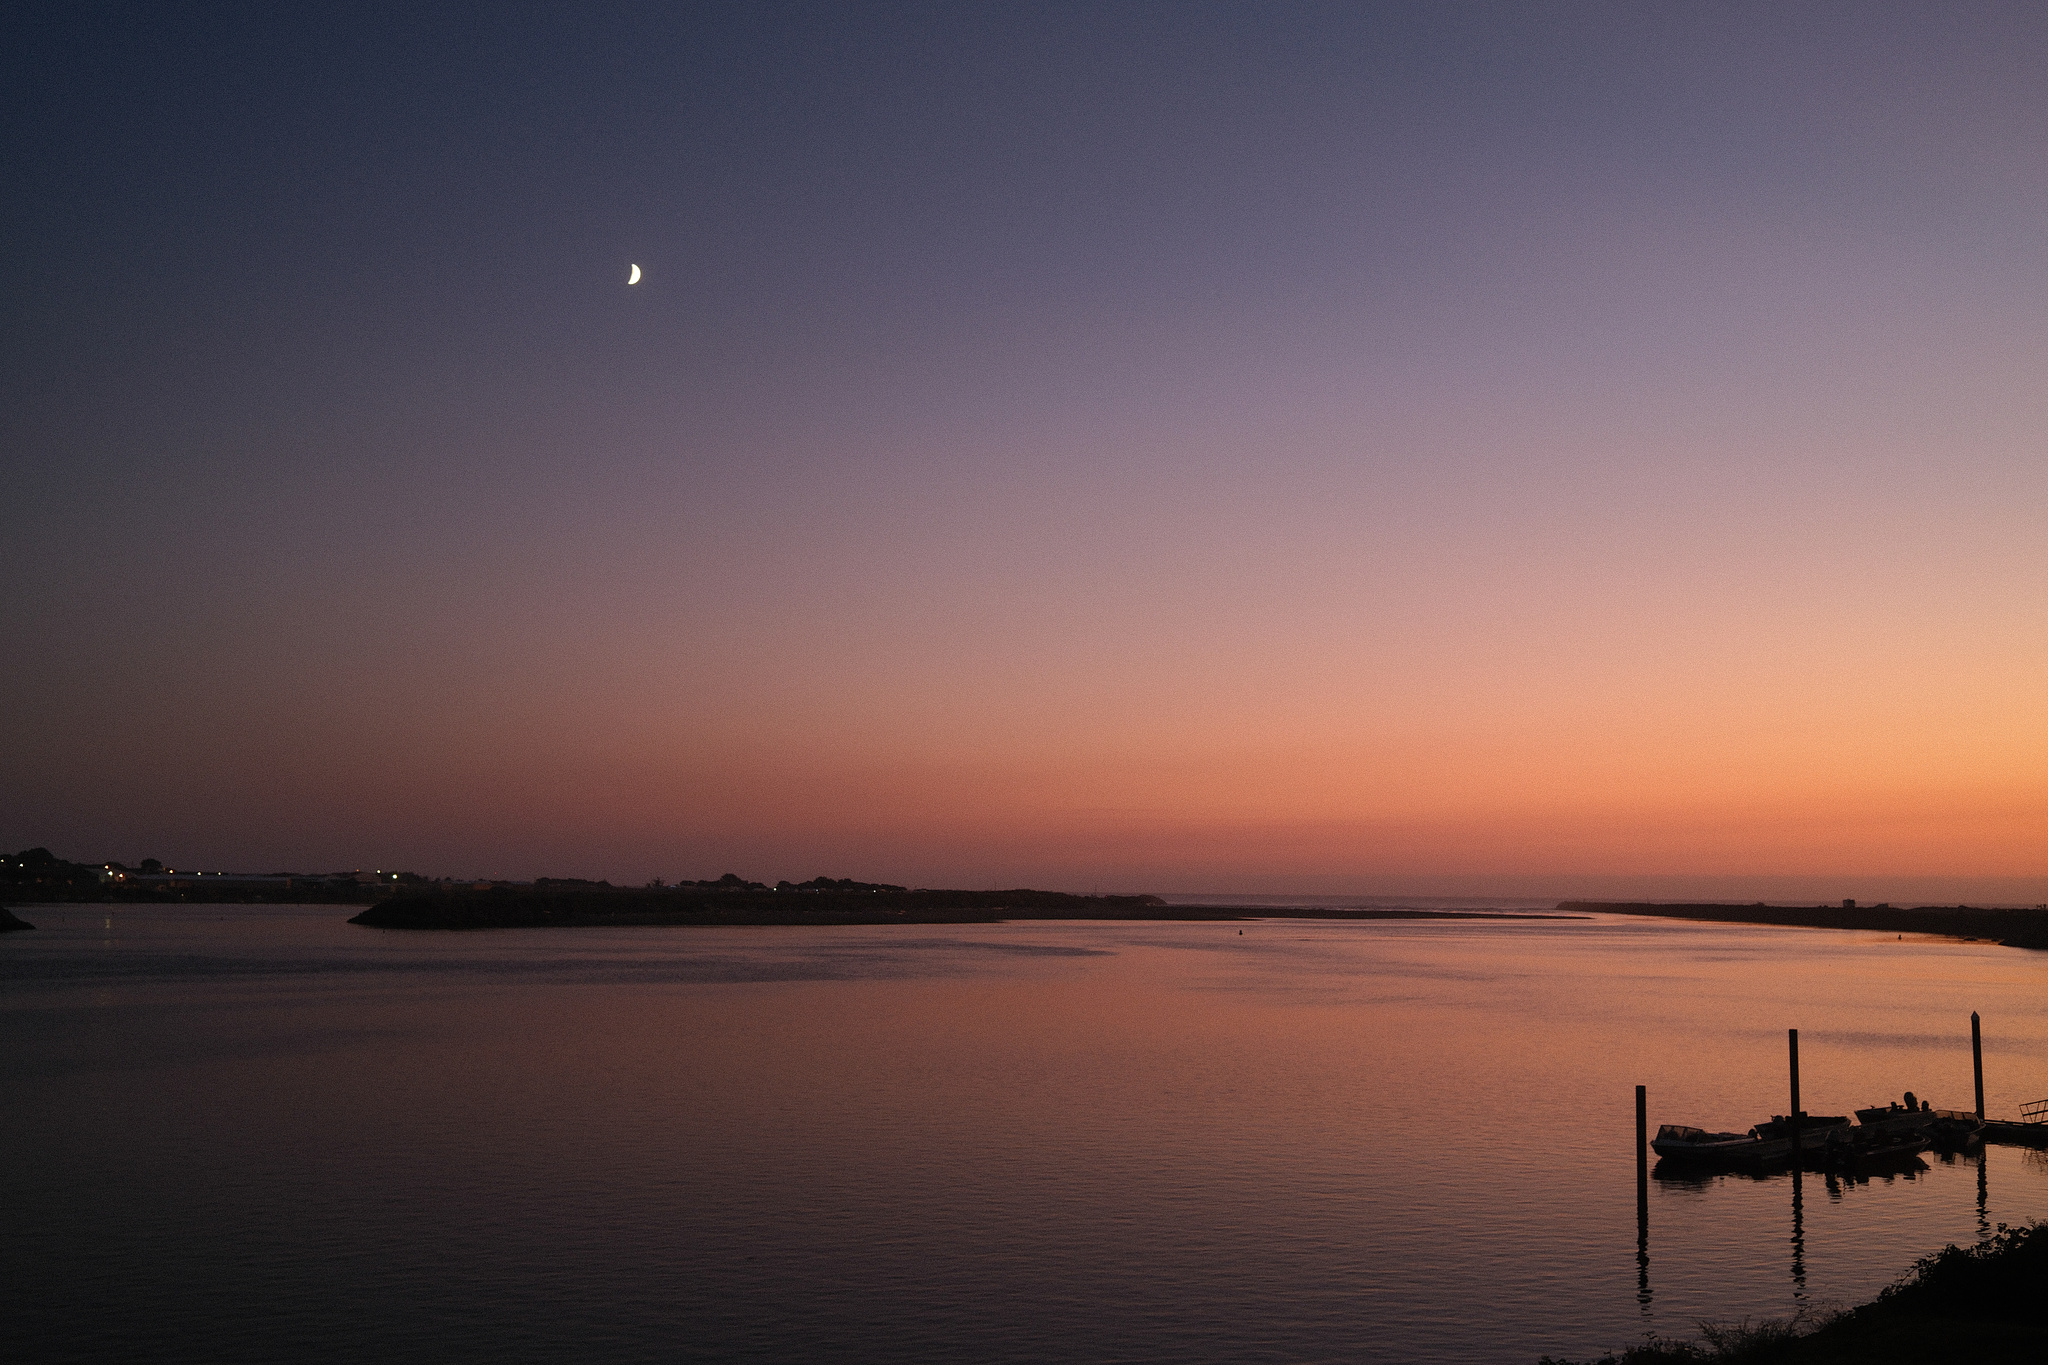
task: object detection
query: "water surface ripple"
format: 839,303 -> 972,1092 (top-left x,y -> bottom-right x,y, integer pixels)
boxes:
6,904 -> 2046,1362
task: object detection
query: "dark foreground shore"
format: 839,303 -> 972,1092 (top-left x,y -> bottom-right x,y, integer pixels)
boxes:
1542,1221 -> 2047,1364
349,885 -> 1582,930
1563,902 -> 2048,950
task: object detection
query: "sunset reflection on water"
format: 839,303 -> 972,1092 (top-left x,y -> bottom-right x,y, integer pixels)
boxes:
5,905 -> 2046,1363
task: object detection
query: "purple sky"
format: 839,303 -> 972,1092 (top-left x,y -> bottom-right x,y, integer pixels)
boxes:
6,4 -> 2046,895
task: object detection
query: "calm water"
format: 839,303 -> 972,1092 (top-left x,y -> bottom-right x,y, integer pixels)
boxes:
6,903 -> 2047,1363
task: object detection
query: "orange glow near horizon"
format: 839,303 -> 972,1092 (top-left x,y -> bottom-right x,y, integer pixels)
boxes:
13,442 -> 2045,893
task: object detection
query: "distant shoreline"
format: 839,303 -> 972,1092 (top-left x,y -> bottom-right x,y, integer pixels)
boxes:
348,886 -> 1587,930
9,881 -> 2045,947
1565,900 -> 2048,950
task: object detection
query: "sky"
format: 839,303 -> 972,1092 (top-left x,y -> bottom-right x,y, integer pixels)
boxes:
5,2 -> 2045,897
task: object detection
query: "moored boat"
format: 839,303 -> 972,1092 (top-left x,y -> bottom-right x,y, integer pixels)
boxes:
1651,1112 -> 1850,1169
1849,1092 -> 1995,1151
1926,1109 -> 1986,1150
1853,1092 -> 1938,1139
1747,1112 -> 1852,1166
1651,1124 -> 1757,1163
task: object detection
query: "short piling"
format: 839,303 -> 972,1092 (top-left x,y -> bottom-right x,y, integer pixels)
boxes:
1972,1011 -> 1985,1122
1788,1028 -> 1802,1162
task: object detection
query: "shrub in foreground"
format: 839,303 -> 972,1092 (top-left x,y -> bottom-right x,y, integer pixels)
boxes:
1542,1222 -> 2047,1364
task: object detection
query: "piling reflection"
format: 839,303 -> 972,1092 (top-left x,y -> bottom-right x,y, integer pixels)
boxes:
1977,1150 -> 1990,1241
1636,1198 -> 1652,1314
1788,1168 -> 1806,1299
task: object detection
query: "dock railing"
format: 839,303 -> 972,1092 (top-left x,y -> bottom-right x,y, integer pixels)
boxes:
2022,1097 -> 2048,1124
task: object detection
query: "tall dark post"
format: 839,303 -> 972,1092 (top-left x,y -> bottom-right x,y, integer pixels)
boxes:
1635,1084 -> 1651,1312
1788,1028 -> 1802,1163
1972,1011 -> 1985,1122
1636,1085 -> 1649,1212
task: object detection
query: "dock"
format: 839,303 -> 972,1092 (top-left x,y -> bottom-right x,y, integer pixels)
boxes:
1637,1013 -> 2048,1188
1981,1097 -> 2048,1147
1631,1013 -> 2037,1318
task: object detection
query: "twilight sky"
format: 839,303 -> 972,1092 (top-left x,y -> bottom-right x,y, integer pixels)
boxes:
6,3 -> 2045,896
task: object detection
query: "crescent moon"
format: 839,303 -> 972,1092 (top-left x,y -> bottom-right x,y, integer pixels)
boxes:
627,263 -> 642,285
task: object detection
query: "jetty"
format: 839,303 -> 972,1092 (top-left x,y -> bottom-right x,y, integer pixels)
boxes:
1638,1012 -> 2048,1185
1622,1011 -> 2047,1356
1983,1099 -> 2048,1148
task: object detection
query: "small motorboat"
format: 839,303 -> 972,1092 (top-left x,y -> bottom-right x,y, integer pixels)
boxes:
1651,1124 -> 1761,1164
1926,1110 -> 1986,1151
1854,1092 -> 1939,1139
1651,1113 -> 1850,1169
1824,1092 -> 1956,1169
1747,1112 -> 1853,1166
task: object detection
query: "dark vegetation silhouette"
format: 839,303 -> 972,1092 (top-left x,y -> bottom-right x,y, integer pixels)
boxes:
1542,1222 -> 2048,1363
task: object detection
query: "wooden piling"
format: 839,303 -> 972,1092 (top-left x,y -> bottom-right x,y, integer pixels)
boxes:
1972,1011 -> 1985,1122
1635,1084 -> 1648,1216
1788,1028 -> 1802,1161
